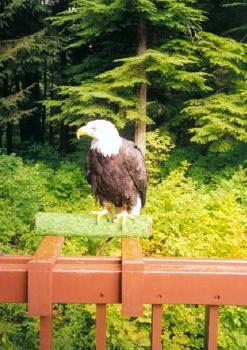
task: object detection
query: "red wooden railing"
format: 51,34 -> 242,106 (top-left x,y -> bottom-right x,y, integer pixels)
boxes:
1,236 -> 247,349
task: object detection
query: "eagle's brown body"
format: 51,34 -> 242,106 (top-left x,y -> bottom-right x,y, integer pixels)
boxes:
86,139 -> 147,212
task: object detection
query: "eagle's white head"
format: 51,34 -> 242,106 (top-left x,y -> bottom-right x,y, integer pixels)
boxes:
76,120 -> 122,157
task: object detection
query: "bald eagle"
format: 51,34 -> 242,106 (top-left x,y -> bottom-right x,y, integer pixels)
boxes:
76,120 -> 147,224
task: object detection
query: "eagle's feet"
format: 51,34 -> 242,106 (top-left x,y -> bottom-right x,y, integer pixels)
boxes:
115,210 -> 134,229
91,208 -> 110,225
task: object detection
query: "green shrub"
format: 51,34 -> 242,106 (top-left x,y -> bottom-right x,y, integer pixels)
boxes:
0,155 -> 49,253
0,154 -> 96,254
146,129 -> 174,183
0,304 -> 38,350
144,163 -> 247,258
19,143 -> 61,166
142,162 -> 247,350
163,144 -> 247,184
1,152 -> 247,349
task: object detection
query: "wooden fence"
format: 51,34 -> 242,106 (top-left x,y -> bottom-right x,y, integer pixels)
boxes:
1,236 -> 247,349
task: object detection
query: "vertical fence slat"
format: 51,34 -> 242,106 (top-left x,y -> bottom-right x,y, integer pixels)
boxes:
204,305 -> 219,350
28,236 -> 64,316
96,304 -> 107,350
121,238 -> 144,317
151,304 -> 163,350
40,316 -> 52,350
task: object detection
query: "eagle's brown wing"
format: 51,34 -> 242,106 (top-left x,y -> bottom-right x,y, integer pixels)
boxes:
122,140 -> 148,207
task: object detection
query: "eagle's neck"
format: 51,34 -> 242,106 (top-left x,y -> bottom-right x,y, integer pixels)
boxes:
91,136 -> 122,157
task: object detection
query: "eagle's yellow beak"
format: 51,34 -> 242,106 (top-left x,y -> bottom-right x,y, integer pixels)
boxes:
76,126 -> 88,139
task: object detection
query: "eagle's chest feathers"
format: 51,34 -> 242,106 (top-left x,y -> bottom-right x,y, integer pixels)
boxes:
90,147 -> 126,182
90,137 -> 125,190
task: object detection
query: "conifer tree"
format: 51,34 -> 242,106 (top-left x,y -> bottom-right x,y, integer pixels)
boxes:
48,0 -> 207,150
51,0 -> 247,152
0,0 -> 61,150
173,32 -> 247,151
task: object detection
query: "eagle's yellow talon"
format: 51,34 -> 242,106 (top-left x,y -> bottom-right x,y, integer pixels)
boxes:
116,210 -> 134,229
90,209 -> 109,224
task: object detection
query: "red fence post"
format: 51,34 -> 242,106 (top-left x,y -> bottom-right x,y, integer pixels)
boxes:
28,236 -> 64,350
40,316 -> 52,350
151,304 -> 163,350
204,305 -> 219,350
121,238 -> 144,317
96,304 -> 107,350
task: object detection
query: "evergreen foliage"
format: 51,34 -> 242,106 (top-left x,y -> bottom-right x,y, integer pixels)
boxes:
0,88 -> 31,124
1,0 -> 247,348
48,0 -> 207,128
0,0 -> 61,147
47,0 -> 247,154
183,90 -> 247,151
223,1 -> 247,40
165,31 -> 247,149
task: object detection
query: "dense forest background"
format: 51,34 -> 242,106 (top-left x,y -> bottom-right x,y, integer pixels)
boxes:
0,0 -> 247,349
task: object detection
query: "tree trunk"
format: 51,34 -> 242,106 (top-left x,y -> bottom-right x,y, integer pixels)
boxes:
6,122 -> 13,154
42,57 -> 47,143
48,72 -> 54,146
59,120 -> 69,154
19,75 -> 43,144
48,122 -> 54,145
135,19 -> 147,155
0,126 -> 2,148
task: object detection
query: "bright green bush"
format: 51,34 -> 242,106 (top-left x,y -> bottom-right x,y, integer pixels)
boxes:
144,162 -> 247,258
146,129 -> 174,183
0,154 -> 98,254
162,144 -> 247,184
0,304 -> 38,350
0,155 -> 48,253
142,162 -> 247,350
1,152 -> 247,349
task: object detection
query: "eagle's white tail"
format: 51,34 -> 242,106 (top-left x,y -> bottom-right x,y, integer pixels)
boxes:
131,196 -> 142,215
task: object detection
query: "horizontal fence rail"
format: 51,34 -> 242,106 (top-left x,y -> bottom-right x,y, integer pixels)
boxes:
2,256 -> 247,305
1,236 -> 247,349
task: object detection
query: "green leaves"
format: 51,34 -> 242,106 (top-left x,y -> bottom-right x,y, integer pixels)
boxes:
164,32 -> 247,150
51,0 -> 126,48
0,152 -> 92,253
146,128 -> 174,182
0,88 -> 33,124
165,32 -> 247,85
46,81 -> 136,127
0,1 -> 61,127
1,148 -> 247,349
198,32 -> 247,75
50,0 -> 247,151
47,0 -> 210,130
151,0 -> 206,32
144,164 -> 247,258
1,1 -> 247,346
183,90 -> 247,151
0,28 -> 60,75
49,45 -> 212,127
